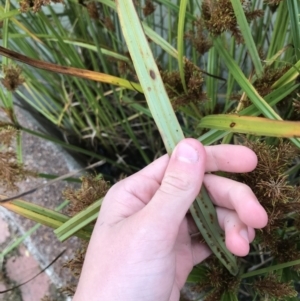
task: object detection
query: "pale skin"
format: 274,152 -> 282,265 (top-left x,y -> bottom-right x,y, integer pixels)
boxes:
73,138 -> 268,301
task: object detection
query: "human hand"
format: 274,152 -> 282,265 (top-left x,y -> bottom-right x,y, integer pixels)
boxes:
73,139 -> 268,301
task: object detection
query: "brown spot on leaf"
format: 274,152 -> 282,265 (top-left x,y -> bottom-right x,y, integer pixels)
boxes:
150,70 -> 156,80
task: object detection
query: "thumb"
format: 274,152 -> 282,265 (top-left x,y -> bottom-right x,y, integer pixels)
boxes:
145,138 -> 206,227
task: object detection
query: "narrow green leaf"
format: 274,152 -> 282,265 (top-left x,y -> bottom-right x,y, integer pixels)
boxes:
54,199 -> 102,241
198,83 -> 300,146
272,60 -> 300,89
177,0 -> 188,93
230,0 -> 263,76
0,200 -> 69,258
199,115 -> 300,138
0,8 -> 20,21
287,0 -> 300,60
214,38 -> 300,148
0,224 -> 40,259
187,265 -> 209,283
199,129 -> 229,146
116,0 -> 239,275
7,199 -> 70,223
58,212 -> 98,242
206,47 -> 218,111
97,0 -> 180,60
41,38 -> 131,62
1,199 -> 92,240
116,1 -> 183,153
241,258 -> 300,279
264,44 -> 293,67
267,2 -> 288,60
214,37 -> 280,120
190,188 -> 238,275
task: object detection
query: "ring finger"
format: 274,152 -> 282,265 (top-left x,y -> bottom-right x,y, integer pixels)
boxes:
216,207 -> 255,256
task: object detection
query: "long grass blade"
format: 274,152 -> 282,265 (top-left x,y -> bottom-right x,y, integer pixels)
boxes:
272,60 -> 300,89
230,0 -> 263,77
287,0 -> 300,60
54,199 -> 102,241
0,198 -> 92,240
177,0 -> 188,93
241,258 -> 300,279
116,0 -> 238,275
0,46 -> 143,92
0,8 -> 19,21
214,38 -> 280,120
0,200 -> 69,258
199,115 -> 300,138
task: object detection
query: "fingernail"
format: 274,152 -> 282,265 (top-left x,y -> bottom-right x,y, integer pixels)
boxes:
239,229 -> 249,243
175,143 -> 199,163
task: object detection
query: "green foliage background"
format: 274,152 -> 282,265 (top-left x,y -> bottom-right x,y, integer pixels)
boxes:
0,0 -> 300,300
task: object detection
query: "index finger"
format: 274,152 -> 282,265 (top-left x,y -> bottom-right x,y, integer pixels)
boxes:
205,144 -> 257,172
138,143 -> 257,185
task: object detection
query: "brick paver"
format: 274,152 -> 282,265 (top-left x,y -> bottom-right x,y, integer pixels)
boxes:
0,217 -> 9,245
5,246 -> 50,301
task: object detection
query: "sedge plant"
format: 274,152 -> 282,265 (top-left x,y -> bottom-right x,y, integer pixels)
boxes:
0,0 -> 300,300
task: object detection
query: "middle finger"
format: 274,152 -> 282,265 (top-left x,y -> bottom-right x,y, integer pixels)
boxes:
204,174 -> 268,229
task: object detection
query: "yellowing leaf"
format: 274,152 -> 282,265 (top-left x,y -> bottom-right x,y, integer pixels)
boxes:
199,115 -> 300,138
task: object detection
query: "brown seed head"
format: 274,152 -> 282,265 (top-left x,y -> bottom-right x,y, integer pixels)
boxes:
253,274 -> 297,299
143,0 -> 156,17
1,65 -> 25,92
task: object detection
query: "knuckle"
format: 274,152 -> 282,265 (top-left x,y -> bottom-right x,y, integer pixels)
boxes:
239,183 -> 253,194
160,172 -> 193,195
230,182 -> 252,198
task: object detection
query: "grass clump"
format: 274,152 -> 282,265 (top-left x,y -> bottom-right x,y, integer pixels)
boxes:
0,0 -> 300,299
